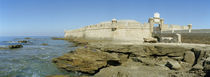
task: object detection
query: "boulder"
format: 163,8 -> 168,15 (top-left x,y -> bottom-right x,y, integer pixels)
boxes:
183,51 -> 195,65
165,60 -> 181,70
8,44 -> 23,49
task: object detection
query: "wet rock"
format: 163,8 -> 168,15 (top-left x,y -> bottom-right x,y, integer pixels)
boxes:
165,60 -> 181,70
52,47 -> 124,74
46,75 -> 70,77
183,51 -> 195,65
51,37 -> 65,40
0,47 -> 8,49
41,43 -> 48,46
24,37 -> 31,39
17,40 -> 28,43
8,44 -> 23,49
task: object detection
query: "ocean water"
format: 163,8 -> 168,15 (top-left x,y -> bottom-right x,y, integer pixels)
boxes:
0,36 -> 77,77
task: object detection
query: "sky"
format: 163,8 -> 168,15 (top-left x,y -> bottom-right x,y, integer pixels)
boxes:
0,0 -> 210,36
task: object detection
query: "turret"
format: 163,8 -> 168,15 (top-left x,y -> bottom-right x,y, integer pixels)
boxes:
112,18 -> 117,24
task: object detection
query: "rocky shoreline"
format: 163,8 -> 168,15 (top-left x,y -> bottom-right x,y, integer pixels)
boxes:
51,40 -> 210,77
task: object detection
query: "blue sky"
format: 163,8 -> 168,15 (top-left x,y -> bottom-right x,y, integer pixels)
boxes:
0,0 -> 210,36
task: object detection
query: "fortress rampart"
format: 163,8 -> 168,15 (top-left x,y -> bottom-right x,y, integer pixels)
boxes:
65,20 -> 152,42
65,13 -> 192,43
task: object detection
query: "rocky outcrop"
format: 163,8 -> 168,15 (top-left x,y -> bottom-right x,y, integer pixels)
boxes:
17,40 -> 28,43
8,44 -> 23,49
52,47 -> 127,74
52,43 -> 210,77
24,37 -> 31,39
41,43 -> 48,46
94,61 -> 170,77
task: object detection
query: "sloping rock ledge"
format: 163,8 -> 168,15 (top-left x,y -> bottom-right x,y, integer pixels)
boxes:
52,43 -> 210,77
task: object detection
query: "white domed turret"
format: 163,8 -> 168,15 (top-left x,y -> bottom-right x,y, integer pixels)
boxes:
154,12 -> 160,18
112,18 -> 117,23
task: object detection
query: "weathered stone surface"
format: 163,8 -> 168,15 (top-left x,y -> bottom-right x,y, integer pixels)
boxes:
183,51 -> 195,65
94,61 -> 169,77
165,60 -> 181,70
191,48 -> 206,65
52,43 -> 210,77
192,64 -> 203,70
204,57 -> 210,71
52,47 -> 125,74
94,44 -> 189,58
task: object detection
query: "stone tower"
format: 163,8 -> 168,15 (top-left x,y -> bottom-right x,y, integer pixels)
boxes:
148,12 -> 164,33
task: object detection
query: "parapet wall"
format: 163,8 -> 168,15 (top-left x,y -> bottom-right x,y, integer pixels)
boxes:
65,20 -> 152,42
161,24 -> 190,31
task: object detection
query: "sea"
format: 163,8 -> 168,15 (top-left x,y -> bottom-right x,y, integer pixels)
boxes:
0,36 -> 77,77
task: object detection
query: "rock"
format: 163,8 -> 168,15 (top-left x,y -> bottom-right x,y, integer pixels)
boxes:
183,51 -> 195,65
52,47 -> 123,74
204,57 -> 210,71
17,40 -> 28,43
0,47 -> 8,49
51,37 -> 65,40
152,45 -> 189,57
170,56 -> 183,61
192,64 -> 203,70
8,44 -> 23,49
46,75 -> 70,77
52,43 -> 210,76
191,48 -> 206,65
143,38 -> 157,43
24,37 -> 31,39
41,43 -> 48,46
94,61 -> 169,77
165,60 -> 181,70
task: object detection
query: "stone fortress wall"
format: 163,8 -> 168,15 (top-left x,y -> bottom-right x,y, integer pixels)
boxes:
161,24 -> 191,31
64,13 -> 192,43
65,20 -> 152,42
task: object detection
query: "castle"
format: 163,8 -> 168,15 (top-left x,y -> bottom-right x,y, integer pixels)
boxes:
64,13 -> 192,42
